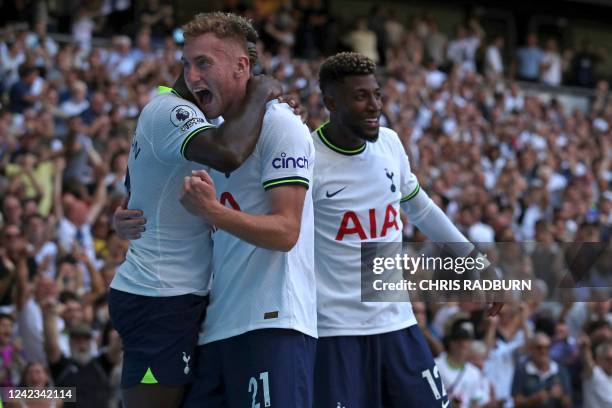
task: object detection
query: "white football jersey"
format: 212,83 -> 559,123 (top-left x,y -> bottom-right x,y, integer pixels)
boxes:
111,87 -> 216,297
312,123 -> 419,336
199,100 -> 317,345
436,353 -> 487,408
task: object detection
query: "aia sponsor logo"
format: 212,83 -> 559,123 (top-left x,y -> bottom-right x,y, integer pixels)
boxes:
336,204 -> 400,241
211,192 -> 240,234
220,192 -> 240,210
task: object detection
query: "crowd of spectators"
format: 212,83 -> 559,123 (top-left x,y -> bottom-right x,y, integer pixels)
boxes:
0,1 -> 611,407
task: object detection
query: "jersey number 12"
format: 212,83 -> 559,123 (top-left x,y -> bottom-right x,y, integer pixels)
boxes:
422,366 -> 447,400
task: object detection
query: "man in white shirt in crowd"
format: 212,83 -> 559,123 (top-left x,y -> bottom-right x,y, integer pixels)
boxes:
447,22 -> 483,76
484,302 -> 532,407
436,318 -> 488,408
580,335 -> 612,408
60,81 -> 90,117
541,38 -> 562,86
485,36 -> 505,80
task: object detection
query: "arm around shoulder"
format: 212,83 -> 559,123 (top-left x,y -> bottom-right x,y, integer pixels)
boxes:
184,76 -> 282,172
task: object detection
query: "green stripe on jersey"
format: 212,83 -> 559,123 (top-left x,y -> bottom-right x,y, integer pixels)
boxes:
263,176 -> 309,190
157,86 -> 182,97
400,184 -> 420,202
158,86 -> 173,94
316,121 -> 366,156
180,125 -> 216,158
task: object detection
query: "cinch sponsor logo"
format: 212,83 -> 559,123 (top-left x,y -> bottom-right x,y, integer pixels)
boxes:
272,152 -> 309,169
181,118 -> 205,131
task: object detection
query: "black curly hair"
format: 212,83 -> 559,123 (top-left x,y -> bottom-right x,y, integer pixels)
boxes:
318,52 -> 377,94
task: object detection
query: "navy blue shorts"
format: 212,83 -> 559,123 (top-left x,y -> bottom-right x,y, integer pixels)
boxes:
314,325 -> 450,407
183,329 -> 316,408
107,288 -> 207,388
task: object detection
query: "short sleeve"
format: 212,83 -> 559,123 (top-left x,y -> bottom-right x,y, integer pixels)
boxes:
259,104 -> 313,191
149,97 -> 216,164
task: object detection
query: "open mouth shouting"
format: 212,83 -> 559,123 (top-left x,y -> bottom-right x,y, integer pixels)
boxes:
193,89 -> 213,108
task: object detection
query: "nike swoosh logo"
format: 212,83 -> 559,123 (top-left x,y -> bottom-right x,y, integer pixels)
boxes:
441,400 -> 450,408
326,186 -> 347,198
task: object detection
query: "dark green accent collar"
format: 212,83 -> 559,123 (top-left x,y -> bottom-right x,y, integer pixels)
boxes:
157,86 -> 183,98
315,121 -> 366,156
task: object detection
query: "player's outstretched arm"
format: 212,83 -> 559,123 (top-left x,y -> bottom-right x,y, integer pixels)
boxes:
401,188 -> 504,315
181,170 -> 305,252
400,186 -> 473,250
182,75 -> 282,172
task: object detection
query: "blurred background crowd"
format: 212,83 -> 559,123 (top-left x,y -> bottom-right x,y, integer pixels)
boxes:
0,0 -> 610,407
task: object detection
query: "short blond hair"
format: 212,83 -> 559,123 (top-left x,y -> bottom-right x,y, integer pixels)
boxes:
182,12 -> 258,53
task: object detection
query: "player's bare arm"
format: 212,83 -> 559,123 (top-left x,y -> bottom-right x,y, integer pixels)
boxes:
180,170 -> 305,252
179,73 -> 283,172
